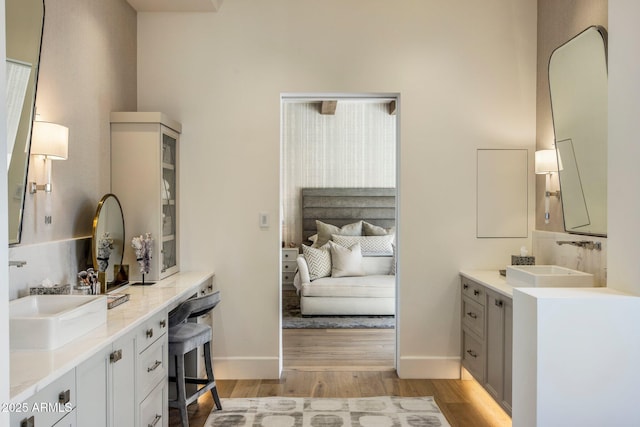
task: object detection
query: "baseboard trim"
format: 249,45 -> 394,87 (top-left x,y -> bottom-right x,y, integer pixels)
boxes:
397,356 -> 461,379
213,356 -> 280,379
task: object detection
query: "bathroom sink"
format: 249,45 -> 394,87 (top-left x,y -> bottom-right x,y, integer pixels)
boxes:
506,265 -> 594,287
10,295 -> 107,350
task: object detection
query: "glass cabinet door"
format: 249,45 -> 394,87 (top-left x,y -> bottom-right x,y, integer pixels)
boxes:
161,132 -> 177,273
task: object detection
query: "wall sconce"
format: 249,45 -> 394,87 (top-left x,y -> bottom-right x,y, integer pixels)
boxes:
535,149 -> 561,224
29,121 -> 68,194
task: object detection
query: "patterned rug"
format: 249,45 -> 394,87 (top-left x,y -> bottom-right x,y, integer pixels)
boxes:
205,396 -> 450,427
282,290 -> 395,329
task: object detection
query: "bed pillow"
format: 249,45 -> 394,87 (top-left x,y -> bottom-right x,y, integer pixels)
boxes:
331,234 -> 395,256
329,241 -> 364,278
363,221 -> 396,236
301,244 -> 332,281
313,220 -> 363,247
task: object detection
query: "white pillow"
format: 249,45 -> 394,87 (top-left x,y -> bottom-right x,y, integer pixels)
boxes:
329,241 -> 364,278
331,234 -> 395,256
301,244 -> 331,281
363,221 -> 396,236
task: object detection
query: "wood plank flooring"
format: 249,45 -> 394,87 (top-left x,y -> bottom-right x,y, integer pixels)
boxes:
169,328 -> 511,427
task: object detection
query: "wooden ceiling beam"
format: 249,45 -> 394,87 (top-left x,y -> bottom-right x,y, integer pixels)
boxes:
320,101 -> 338,115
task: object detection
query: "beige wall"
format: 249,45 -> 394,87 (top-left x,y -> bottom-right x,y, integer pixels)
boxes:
138,0 -> 537,378
1,0 -> 9,419
20,0 -> 137,245
536,0 -> 607,231
7,0 -> 136,298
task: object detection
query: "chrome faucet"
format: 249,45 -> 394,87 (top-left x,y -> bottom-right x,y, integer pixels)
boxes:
9,260 -> 27,268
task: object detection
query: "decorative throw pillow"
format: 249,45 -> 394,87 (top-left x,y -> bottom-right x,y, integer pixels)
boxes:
363,221 -> 396,236
331,234 -> 395,256
329,241 -> 365,278
390,242 -> 396,275
313,220 -> 363,247
302,244 -> 332,281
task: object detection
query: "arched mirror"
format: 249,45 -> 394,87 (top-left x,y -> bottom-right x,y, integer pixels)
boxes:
7,0 -> 45,244
92,194 -> 127,291
549,26 -> 608,236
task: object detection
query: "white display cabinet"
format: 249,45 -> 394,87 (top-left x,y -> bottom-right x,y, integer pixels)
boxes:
111,112 -> 181,283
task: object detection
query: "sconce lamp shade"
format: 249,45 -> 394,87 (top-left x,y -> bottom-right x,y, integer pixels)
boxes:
535,149 -> 558,174
30,122 -> 68,160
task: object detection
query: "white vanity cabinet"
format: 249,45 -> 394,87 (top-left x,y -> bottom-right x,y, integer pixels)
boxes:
76,310 -> 168,427
76,330 -> 136,427
10,369 -> 76,427
460,275 -> 513,416
111,112 -> 182,282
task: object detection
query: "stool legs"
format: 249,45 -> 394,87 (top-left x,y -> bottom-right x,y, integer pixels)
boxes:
204,341 -> 222,410
175,354 -> 190,427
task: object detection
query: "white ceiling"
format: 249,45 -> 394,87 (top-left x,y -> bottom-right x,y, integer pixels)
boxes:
126,0 -> 223,12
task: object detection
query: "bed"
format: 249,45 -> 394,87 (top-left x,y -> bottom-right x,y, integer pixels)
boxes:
294,188 -> 396,316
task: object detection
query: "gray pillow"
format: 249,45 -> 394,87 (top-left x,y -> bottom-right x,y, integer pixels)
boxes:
313,220 -> 363,247
329,241 -> 365,278
363,221 -> 395,236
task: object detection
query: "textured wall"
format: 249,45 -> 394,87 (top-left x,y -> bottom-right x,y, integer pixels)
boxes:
536,0 -> 607,231
8,0 -> 136,298
281,101 -> 397,246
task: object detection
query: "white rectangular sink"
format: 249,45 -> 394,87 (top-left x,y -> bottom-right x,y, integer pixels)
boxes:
506,265 -> 594,287
10,295 -> 107,350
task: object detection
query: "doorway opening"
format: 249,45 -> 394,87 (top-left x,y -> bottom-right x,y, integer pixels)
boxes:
279,93 -> 400,372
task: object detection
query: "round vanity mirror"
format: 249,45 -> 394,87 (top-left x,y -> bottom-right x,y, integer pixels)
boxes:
92,194 -> 126,289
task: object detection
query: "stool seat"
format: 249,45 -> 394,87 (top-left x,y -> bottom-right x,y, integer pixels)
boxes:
169,323 -> 212,355
168,291 -> 222,427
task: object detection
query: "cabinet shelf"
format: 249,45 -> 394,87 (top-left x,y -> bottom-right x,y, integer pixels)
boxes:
162,162 -> 175,170
162,235 -> 175,242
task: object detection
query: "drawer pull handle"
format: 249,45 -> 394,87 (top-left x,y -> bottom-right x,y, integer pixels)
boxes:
149,414 -> 162,427
110,349 -> 123,363
160,319 -> 167,328
473,289 -> 480,296
467,349 -> 478,358
495,299 -> 504,307
466,312 -> 477,319
146,328 -> 154,338
463,284 -> 469,290
59,389 -> 71,404
147,360 -> 162,372
21,416 -> 35,427
207,285 -> 213,291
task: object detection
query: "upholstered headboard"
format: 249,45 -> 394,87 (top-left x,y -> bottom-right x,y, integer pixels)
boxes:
301,188 -> 396,242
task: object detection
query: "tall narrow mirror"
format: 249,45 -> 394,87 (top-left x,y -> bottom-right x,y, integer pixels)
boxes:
548,26 -> 607,236
6,0 -> 44,244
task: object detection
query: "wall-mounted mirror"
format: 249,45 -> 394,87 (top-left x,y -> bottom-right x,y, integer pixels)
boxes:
7,0 -> 44,244
92,194 -> 127,291
549,26 -> 607,237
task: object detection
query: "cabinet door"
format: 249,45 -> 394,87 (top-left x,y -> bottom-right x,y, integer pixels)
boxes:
111,332 -> 136,427
53,409 -> 77,426
76,346 -> 111,427
485,290 -> 505,401
160,128 -> 179,279
502,301 -> 513,414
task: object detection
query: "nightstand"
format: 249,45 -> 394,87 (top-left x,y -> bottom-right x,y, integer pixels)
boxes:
282,247 -> 299,286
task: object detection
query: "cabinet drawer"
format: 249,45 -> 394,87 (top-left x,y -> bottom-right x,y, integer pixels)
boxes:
462,330 -> 485,381
139,382 -> 166,427
138,337 -> 167,400
462,297 -> 485,339
138,310 -> 168,353
282,248 -> 298,261
461,277 -> 485,305
282,272 -> 295,285
282,260 -> 297,273
11,369 -> 76,427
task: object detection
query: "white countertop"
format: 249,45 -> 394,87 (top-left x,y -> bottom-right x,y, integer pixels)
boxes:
10,271 -> 214,403
459,269 -> 515,298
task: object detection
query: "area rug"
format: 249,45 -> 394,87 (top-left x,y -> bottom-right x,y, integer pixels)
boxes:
282,291 -> 395,329
204,396 -> 450,427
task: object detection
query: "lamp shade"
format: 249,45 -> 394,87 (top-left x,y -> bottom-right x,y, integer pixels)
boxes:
30,122 -> 68,160
535,149 -> 558,174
